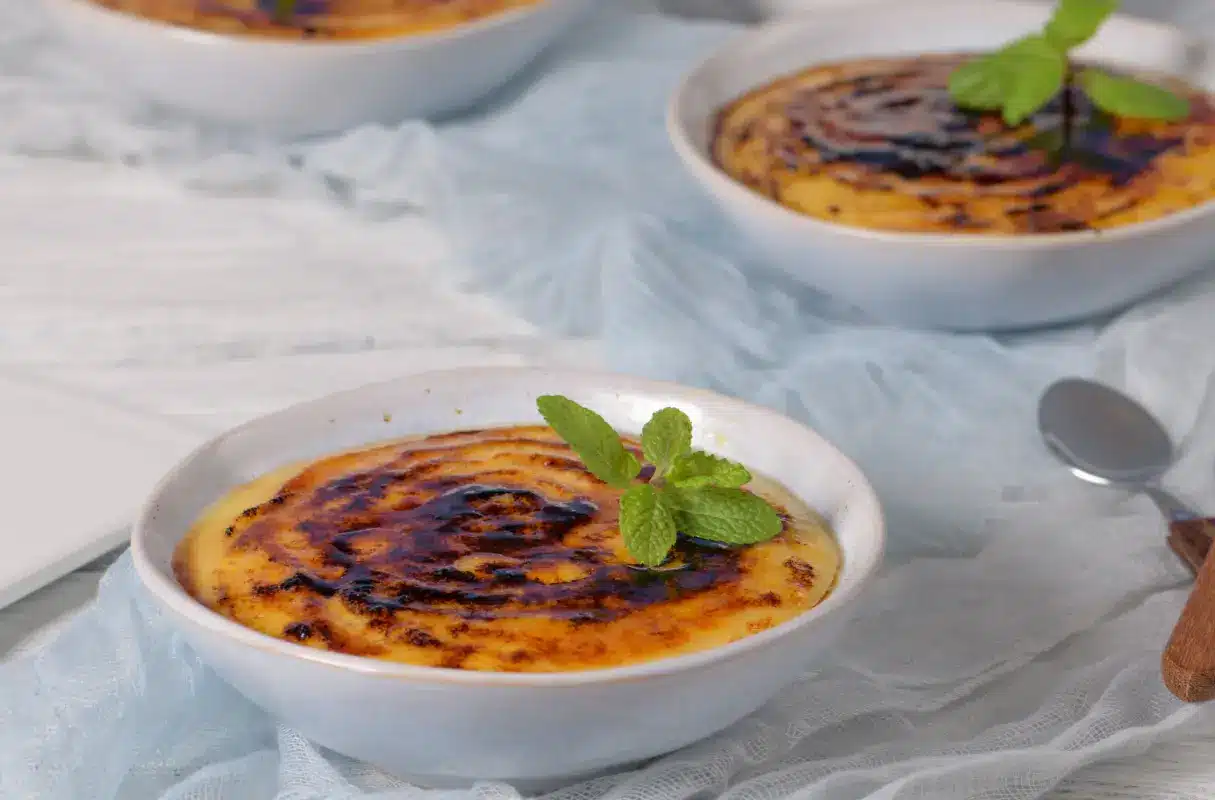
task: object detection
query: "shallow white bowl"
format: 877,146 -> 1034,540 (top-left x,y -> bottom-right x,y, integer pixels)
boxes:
131,367 -> 885,785
668,0 -> 1215,330
41,0 -> 590,137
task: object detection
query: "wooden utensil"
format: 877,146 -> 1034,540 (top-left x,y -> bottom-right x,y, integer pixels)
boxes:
1167,517 -> 1212,575
1163,517 -> 1215,702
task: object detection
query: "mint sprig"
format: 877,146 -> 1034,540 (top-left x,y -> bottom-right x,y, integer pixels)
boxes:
536,395 -> 784,567
949,0 -> 1190,128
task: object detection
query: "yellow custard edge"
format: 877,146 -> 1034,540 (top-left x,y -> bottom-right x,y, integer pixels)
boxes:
174,425 -> 841,673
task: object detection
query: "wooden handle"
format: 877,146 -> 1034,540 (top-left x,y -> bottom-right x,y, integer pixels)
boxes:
1163,518 -> 1215,702
1168,518 -> 1213,575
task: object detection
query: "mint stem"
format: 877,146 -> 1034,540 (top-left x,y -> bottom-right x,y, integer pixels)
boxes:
273,0 -> 296,25
1061,63 -> 1074,159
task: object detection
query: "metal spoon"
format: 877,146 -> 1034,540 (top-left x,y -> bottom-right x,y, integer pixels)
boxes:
1038,377 -> 1201,524
1038,377 -> 1215,703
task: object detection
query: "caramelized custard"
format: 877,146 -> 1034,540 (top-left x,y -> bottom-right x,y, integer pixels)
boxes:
91,0 -> 543,40
713,54 -> 1215,234
173,425 -> 840,672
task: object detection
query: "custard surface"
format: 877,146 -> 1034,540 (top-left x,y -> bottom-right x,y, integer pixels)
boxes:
173,425 -> 841,672
712,54 -> 1215,234
92,0 -> 542,40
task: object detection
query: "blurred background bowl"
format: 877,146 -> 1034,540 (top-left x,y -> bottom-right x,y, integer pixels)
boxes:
41,0 -> 591,137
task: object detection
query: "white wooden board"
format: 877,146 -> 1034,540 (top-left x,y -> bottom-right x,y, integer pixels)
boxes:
0,371 -> 202,610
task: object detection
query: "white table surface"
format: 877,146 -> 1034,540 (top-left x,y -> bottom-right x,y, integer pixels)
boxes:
0,155 -> 1212,799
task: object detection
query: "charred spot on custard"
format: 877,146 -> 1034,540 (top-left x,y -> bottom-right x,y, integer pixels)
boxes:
491,567 -> 528,584
747,618 -> 775,634
404,629 -> 443,648
432,566 -> 479,582
440,646 -> 477,669
284,621 -> 313,641
785,557 -> 816,588
532,453 -> 588,474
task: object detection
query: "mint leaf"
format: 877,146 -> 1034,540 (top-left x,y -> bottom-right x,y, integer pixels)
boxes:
1044,0 -> 1119,49
537,395 -> 641,489
667,487 -> 783,546
997,36 -> 1067,125
641,408 -> 693,478
1081,69 -> 1190,121
667,452 -> 752,489
619,484 -> 677,567
949,52 -> 1008,111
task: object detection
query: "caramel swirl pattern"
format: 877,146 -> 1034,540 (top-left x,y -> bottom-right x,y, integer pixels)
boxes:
174,425 -> 841,672
713,54 -> 1215,234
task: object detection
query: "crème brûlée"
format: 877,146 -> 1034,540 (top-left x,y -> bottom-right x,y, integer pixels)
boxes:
173,425 -> 841,672
90,0 -> 543,40
712,54 -> 1215,235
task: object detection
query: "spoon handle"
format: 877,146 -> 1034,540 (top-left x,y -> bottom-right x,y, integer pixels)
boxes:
1144,485 -> 1202,523
1163,518 -> 1215,702
1168,524 -> 1209,575
1144,486 -> 1210,575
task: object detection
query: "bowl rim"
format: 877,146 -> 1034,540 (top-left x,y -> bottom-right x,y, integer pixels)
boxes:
666,0 -> 1215,249
47,0 -> 568,52
131,366 -> 886,687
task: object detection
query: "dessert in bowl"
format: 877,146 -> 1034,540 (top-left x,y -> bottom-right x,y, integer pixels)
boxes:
668,0 -> 1215,329
40,0 -> 590,136
132,367 -> 884,784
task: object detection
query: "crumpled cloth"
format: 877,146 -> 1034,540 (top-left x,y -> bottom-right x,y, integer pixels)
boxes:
4,1 -> 1215,798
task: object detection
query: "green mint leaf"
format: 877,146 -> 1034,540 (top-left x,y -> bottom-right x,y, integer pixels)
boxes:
667,486 -> 783,546
667,452 -> 752,489
537,395 -> 641,489
1044,0 -> 1119,49
1081,69 -> 1191,121
997,35 -> 1067,125
948,52 -> 1008,111
949,36 -> 1066,123
619,484 -> 677,567
641,408 -> 693,478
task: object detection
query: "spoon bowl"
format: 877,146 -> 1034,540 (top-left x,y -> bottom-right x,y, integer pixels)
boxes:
1038,378 -> 1176,487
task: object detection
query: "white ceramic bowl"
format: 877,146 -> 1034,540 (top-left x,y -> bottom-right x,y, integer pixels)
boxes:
41,0 -> 590,137
750,0 -> 888,17
131,367 -> 885,786
668,0 -> 1215,330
